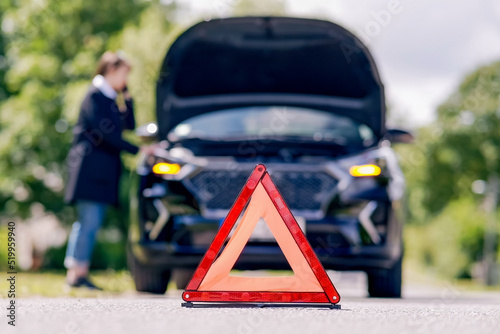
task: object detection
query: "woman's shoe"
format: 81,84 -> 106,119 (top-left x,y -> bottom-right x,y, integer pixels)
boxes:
67,277 -> 103,290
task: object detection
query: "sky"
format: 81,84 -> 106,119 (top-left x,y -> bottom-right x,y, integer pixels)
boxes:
174,0 -> 500,128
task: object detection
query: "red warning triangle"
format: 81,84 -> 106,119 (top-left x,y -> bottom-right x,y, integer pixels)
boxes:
182,164 -> 341,306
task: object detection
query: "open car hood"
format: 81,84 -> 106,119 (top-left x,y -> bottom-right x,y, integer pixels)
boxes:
156,17 -> 385,140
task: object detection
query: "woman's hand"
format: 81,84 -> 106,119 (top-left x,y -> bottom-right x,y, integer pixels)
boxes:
120,84 -> 132,101
123,90 -> 132,101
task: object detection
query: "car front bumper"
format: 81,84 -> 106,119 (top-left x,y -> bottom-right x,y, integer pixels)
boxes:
129,213 -> 402,272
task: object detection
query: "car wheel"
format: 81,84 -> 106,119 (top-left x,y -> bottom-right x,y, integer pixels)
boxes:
367,256 -> 402,298
127,248 -> 171,294
174,269 -> 195,289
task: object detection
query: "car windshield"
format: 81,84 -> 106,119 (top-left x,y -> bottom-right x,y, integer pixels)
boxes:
168,106 -> 376,147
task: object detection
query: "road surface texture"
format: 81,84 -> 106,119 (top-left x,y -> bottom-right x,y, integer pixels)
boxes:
2,273 -> 499,334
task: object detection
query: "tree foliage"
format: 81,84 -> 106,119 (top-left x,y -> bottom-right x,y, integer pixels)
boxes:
398,61 -> 500,280
0,0 -> 10,102
401,61 -> 500,222
0,0 -> 177,222
405,198 -> 487,279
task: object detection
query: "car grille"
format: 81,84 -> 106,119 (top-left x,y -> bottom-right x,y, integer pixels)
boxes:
184,166 -> 338,215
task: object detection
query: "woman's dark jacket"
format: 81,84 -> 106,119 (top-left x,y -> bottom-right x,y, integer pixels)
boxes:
64,86 -> 139,207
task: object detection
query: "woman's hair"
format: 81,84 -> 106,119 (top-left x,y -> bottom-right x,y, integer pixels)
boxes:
95,51 -> 131,76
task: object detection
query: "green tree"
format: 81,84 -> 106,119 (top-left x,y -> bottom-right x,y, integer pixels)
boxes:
398,61 -> 500,280
0,0 -> 11,102
405,198 -> 487,279
0,0 -> 182,270
0,0 -> 149,220
401,61 -> 500,220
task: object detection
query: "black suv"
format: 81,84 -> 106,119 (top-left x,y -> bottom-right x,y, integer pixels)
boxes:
127,17 -> 411,297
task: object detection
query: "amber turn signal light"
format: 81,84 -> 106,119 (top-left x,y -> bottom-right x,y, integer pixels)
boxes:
152,162 -> 181,175
349,164 -> 381,177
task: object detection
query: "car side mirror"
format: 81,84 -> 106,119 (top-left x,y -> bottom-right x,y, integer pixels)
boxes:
384,128 -> 414,144
135,122 -> 159,142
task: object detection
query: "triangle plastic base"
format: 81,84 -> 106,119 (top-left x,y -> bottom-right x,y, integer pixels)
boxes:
181,302 -> 341,309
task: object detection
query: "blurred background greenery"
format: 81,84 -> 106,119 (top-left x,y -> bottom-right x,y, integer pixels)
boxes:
0,0 -> 498,287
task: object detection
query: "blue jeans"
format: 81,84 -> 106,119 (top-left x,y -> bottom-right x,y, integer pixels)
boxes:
64,200 -> 108,269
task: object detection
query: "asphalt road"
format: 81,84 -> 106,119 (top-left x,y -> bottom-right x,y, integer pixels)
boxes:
2,273 -> 500,334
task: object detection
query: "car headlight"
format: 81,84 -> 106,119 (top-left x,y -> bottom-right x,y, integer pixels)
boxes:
145,146 -> 198,181
148,155 -> 187,180
349,164 -> 382,177
336,149 -> 388,179
152,162 -> 182,175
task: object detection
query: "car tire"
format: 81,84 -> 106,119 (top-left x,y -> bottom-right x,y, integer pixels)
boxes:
174,269 -> 195,289
367,256 -> 402,298
127,248 -> 171,294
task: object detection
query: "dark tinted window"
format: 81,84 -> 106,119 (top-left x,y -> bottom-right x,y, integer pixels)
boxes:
168,106 -> 375,147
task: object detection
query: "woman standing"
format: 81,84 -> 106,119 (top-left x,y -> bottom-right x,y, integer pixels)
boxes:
64,51 -> 155,289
